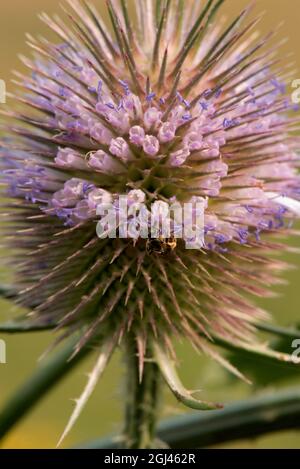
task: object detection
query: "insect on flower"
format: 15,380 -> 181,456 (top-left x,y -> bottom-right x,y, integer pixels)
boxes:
146,236 -> 177,255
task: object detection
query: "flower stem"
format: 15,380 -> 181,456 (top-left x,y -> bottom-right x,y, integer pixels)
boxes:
124,337 -> 161,449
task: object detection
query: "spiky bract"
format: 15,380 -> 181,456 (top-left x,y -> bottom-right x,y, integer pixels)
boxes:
1,0 -> 300,425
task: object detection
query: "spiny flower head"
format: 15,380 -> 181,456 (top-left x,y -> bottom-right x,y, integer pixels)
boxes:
1,0 -> 300,440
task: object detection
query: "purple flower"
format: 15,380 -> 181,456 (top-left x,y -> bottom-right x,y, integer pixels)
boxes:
1,0 -> 300,447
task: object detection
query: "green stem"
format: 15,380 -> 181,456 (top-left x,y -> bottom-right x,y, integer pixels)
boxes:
124,338 -> 161,449
78,386 -> 300,449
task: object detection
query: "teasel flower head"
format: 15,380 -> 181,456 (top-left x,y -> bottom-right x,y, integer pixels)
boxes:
1,0 -> 300,446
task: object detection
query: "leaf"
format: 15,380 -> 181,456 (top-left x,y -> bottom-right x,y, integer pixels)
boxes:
77,386 -> 300,449
57,334 -> 117,447
212,333 -> 300,367
0,317 -> 57,333
224,325 -> 300,386
255,322 -> 300,340
154,343 -> 222,411
158,387 -> 300,448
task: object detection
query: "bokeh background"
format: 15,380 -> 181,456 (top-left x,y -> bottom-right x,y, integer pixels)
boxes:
0,0 -> 300,449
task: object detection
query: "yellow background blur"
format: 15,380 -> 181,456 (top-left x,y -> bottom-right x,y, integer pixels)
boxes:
0,0 -> 300,449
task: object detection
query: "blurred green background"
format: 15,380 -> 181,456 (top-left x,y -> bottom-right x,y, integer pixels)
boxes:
0,0 -> 300,449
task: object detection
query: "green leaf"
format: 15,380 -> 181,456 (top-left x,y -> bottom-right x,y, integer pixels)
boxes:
211,333 -> 299,368
154,343 -> 222,410
255,322 -> 300,340
224,325 -> 300,387
77,386 -> 300,449
0,318 -> 57,333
